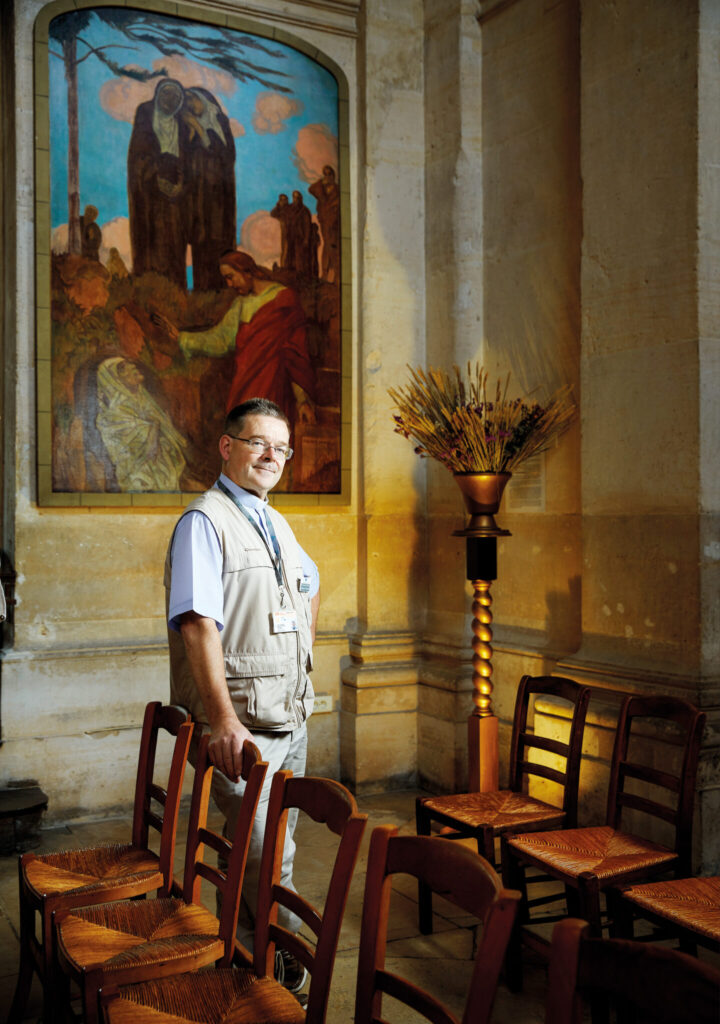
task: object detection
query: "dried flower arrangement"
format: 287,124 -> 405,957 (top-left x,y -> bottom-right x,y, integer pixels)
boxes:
389,363 -> 576,474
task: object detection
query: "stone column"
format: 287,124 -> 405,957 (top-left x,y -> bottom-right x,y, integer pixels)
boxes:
340,0 -> 427,793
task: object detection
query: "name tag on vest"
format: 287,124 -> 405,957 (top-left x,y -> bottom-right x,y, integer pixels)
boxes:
271,610 -> 298,634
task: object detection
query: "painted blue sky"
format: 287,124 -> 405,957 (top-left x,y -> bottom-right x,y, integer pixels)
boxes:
48,7 -> 338,262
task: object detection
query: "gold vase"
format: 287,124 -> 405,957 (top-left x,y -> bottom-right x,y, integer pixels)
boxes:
453,471 -> 512,537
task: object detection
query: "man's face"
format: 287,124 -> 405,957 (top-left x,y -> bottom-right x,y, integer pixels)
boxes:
219,413 -> 290,499
219,263 -> 253,294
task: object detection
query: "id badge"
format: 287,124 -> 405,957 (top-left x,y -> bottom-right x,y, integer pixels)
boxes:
271,610 -> 298,634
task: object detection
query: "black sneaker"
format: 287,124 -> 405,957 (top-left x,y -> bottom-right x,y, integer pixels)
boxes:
274,948 -> 308,995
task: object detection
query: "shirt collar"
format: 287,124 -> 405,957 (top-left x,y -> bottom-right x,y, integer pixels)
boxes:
218,473 -> 268,514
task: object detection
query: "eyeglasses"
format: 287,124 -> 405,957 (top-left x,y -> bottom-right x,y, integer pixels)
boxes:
227,434 -> 294,461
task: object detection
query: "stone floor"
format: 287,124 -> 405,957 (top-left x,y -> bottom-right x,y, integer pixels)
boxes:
0,789 -> 554,1023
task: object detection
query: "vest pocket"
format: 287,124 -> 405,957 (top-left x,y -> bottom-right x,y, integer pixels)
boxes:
225,652 -> 295,728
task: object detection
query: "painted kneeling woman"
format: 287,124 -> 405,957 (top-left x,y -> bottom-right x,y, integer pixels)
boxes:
95,357 -> 188,492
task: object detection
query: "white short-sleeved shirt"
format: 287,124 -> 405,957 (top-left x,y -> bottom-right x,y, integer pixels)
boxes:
168,474 -> 319,632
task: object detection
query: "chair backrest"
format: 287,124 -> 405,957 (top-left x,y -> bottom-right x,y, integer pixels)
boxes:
131,701 -> 194,896
546,917 -> 720,1024
253,771 -> 367,1024
606,695 -> 705,871
507,674 -> 591,826
355,827 -> 520,1024
181,733 -> 267,963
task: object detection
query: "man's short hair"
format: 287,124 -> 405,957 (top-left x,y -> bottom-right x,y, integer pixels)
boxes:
224,399 -> 290,436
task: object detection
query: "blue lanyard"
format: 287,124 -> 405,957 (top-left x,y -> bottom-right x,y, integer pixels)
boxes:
216,480 -> 286,599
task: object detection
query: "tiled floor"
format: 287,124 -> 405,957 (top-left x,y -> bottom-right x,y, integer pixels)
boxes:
0,790 -> 551,1022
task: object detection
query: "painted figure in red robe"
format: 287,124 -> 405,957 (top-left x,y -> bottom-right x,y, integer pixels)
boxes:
153,251 -> 316,426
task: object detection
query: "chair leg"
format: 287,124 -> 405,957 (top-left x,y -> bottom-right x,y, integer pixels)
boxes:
500,838 -> 525,993
566,884 -> 582,918
42,904 -> 58,1024
578,883 -> 611,1024
578,873 -> 603,937
606,888 -> 631,939
9,878 -> 40,1024
8,924 -> 35,1024
53,959 -> 75,1024
83,973 -> 100,1024
416,799 -> 434,934
481,828 -> 496,868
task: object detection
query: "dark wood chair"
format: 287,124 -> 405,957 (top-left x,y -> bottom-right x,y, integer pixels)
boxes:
52,734 -> 267,1024
545,917 -> 720,1024
8,701 -> 194,1024
502,694 -> 706,986
101,772 -> 367,1024
610,874 -> 720,953
355,826 -> 520,1024
416,674 -> 590,932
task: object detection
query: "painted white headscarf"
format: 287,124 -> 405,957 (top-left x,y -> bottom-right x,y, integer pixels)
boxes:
96,357 -> 187,492
152,80 -> 184,156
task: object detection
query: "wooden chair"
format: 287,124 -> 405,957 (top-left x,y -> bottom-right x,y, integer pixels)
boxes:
502,694 -> 706,986
52,734 -> 267,1024
545,917 -> 720,1024
355,826 -> 520,1024
416,674 -> 590,933
610,874 -> 720,953
101,772 -> 367,1024
8,701 -> 193,1024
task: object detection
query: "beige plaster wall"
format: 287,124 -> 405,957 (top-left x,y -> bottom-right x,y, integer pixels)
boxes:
577,1 -> 700,672
559,0 -> 718,870
1,0 -> 363,820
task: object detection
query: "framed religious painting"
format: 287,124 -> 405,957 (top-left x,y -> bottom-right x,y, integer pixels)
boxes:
35,1 -> 350,507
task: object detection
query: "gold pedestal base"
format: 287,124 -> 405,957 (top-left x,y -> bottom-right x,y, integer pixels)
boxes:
467,713 -> 499,792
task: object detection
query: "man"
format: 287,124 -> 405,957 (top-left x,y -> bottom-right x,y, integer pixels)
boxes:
309,165 -> 340,283
153,251 -> 316,428
164,397 -> 319,994
285,190 -> 314,279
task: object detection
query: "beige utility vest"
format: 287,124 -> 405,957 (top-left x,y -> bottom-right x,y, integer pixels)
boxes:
164,487 -> 314,731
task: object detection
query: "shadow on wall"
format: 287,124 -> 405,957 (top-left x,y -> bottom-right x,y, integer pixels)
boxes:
545,573 -> 582,657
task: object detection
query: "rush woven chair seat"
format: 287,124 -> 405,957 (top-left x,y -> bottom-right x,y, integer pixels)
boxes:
545,917 -> 720,1024
613,875 -> 720,952
9,701 -> 194,1024
53,734 -> 267,1024
502,694 -> 706,987
355,826 -> 520,1024
101,772 -> 367,1024
416,674 -> 590,933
